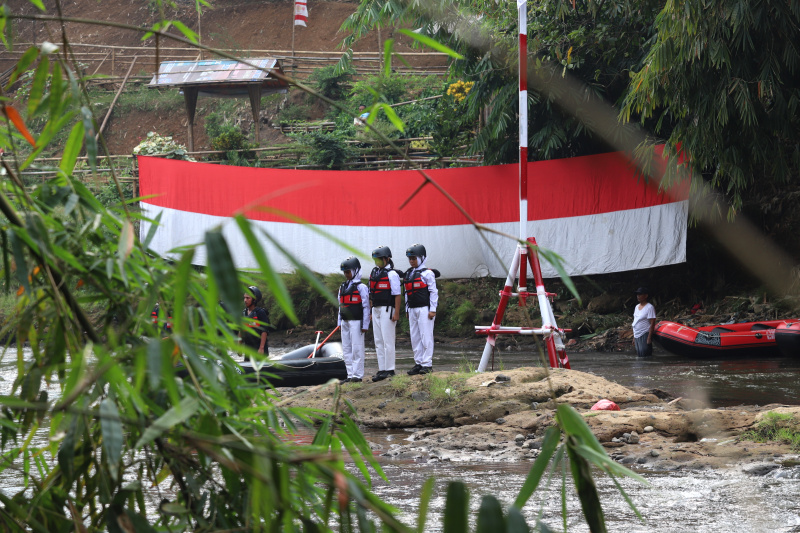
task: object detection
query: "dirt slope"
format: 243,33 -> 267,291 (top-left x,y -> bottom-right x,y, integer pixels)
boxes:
4,0 -> 444,153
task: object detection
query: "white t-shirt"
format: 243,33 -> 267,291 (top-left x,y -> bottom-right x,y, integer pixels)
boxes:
632,303 -> 656,338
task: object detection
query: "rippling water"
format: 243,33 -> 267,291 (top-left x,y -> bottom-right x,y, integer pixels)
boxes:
363,429 -> 800,532
3,345 -> 800,530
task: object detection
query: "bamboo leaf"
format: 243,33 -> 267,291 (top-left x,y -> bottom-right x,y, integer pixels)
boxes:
378,103 -> 405,133
27,55 -> 49,117
514,425 -> 560,508
398,29 -> 464,59
118,219 -> 134,260
100,398 -> 123,482
170,20 -> 199,43
143,211 -> 163,248
205,230 -> 241,323
416,477 -> 435,533
476,495 -> 505,533
383,38 -> 394,77
135,397 -> 200,449
234,215 -> 296,323
571,443 -> 648,484
2,105 -> 36,147
566,440 -> 607,533
5,47 -> 38,89
556,404 -> 605,454
505,506 -> 530,533
443,481 -> 469,533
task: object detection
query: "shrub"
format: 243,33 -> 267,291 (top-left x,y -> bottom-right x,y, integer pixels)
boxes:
350,74 -> 407,104
277,102 -> 311,124
292,130 -> 354,169
210,125 -> 256,162
308,65 -> 356,100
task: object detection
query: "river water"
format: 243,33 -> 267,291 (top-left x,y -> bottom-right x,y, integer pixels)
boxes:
2,346 -> 800,531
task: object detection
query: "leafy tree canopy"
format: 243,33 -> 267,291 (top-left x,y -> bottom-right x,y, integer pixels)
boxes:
340,0 -> 661,164
623,0 -> 800,214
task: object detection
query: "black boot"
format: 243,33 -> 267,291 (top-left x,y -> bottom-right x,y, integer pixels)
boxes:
407,364 -> 423,375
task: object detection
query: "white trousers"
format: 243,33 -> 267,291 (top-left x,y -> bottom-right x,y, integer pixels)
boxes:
372,306 -> 397,371
408,307 -> 435,367
341,320 -> 365,379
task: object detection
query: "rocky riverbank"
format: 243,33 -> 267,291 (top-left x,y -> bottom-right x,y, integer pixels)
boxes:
275,367 -> 800,473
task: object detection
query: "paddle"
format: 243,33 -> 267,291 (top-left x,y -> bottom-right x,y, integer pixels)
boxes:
307,326 -> 340,358
310,330 -> 322,359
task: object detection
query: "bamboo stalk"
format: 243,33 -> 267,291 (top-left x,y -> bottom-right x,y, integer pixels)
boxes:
96,56 -> 137,140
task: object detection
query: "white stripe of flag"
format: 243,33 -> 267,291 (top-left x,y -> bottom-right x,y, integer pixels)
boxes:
294,0 -> 308,27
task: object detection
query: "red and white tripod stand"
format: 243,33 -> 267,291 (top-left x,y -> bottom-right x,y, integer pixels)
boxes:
475,238 -> 571,371
475,0 -> 570,371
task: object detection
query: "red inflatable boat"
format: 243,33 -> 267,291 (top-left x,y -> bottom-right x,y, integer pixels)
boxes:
776,321 -> 800,357
653,319 -> 788,358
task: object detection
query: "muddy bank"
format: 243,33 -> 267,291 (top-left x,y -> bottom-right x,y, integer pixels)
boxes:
276,368 -> 800,471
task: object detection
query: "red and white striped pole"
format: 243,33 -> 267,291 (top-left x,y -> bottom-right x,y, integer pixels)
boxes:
475,0 -> 570,371
518,0 -> 528,241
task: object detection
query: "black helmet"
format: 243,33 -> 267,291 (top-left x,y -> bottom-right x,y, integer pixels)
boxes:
246,285 -> 262,305
371,245 -> 392,259
406,243 -> 426,258
340,256 -> 361,272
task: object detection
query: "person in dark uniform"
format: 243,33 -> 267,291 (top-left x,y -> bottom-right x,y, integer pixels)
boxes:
240,285 -> 270,361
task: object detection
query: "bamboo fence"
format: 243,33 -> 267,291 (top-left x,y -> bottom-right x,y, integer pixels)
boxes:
0,43 -> 450,80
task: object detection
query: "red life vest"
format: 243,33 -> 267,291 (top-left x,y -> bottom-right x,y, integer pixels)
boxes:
404,268 -> 431,308
369,267 -> 395,307
339,281 -> 364,320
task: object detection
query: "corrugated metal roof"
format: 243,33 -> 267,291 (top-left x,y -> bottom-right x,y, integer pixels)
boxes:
148,58 -> 289,95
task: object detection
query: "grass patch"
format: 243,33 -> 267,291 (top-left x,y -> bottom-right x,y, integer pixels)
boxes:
424,372 -> 471,405
740,412 -> 800,450
386,374 -> 411,396
457,356 -> 476,373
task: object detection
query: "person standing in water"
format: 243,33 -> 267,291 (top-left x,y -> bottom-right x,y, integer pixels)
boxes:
632,286 -> 656,357
369,245 -> 401,382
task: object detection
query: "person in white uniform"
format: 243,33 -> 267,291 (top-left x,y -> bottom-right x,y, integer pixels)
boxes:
403,244 -> 438,375
632,286 -> 656,357
369,245 -> 402,382
337,256 -> 370,382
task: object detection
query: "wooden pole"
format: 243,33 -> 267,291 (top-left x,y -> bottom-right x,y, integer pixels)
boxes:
291,5 -> 296,77
377,27 -> 382,73
248,84 -> 262,145
96,56 -> 137,140
197,7 -> 203,60
183,87 -> 199,152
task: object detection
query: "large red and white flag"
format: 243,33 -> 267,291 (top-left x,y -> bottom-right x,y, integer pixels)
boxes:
294,0 -> 308,27
138,150 -> 688,278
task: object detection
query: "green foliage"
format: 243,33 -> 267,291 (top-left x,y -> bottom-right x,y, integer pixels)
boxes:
351,74 -> 408,105
741,412 -> 800,450
277,101 -> 312,124
94,180 -> 134,209
209,125 -> 256,162
309,64 -> 356,100
0,4 -> 646,531
622,0 -> 800,215
132,131 -> 196,160
292,129 -> 354,169
340,0 -> 660,164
